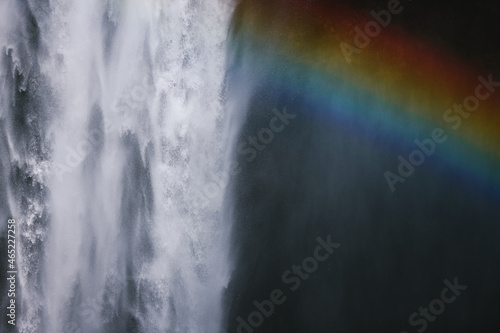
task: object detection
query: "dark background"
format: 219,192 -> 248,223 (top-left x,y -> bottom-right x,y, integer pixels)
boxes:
225,1 -> 500,332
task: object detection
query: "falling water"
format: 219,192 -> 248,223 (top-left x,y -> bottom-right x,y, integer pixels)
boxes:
0,0 -> 236,332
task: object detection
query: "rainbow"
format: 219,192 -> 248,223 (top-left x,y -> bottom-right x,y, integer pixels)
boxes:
229,0 -> 500,197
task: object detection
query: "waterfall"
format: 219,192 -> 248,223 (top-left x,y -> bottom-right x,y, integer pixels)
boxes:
0,0 -> 235,332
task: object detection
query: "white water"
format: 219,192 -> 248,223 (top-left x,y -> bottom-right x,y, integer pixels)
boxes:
1,0 -> 236,332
